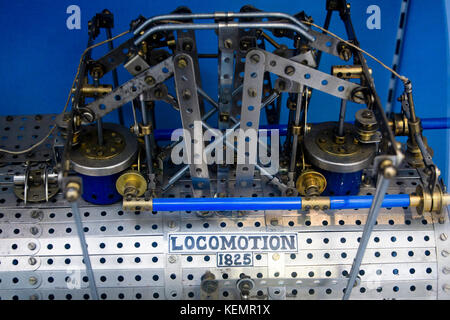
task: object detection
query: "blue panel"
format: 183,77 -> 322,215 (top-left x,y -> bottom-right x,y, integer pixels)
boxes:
320,170 -> 363,196
0,0 -> 447,181
79,173 -> 122,205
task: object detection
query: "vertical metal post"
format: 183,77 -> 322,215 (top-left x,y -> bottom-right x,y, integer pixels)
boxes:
93,78 -> 104,146
140,94 -> 153,176
71,201 -> 99,300
343,171 -> 391,300
289,86 -> 304,173
337,99 -> 347,137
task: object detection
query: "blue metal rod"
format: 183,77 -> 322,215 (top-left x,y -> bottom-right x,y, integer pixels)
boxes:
153,117 -> 450,141
151,194 -> 411,211
421,117 -> 450,129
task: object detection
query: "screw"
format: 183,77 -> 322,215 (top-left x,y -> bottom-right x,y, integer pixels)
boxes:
270,218 -> 279,226
362,110 -> 373,119
28,276 -> 38,285
154,89 -> 163,99
29,227 -> 39,236
272,253 -> 280,261
443,284 -> 450,293
351,89 -> 367,104
168,255 -> 177,264
28,257 -> 37,265
247,88 -> 257,97
443,267 -> 450,275
30,210 -> 43,220
440,233 -> 448,241
177,57 -> 188,69
439,216 -> 445,224
250,54 -> 260,64
182,89 -> 192,100
284,66 -> 295,76
224,38 -> 233,49
28,242 -> 37,250
168,220 -> 176,229
442,250 -> 449,257
29,294 -> 39,300
145,76 -> 155,86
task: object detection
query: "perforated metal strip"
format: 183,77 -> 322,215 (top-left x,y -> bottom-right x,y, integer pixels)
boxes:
262,50 -> 363,101
86,57 -> 174,119
235,50 -> 265,193
173,54 -> 211,197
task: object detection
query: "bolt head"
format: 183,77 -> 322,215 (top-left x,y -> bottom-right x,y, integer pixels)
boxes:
177,57 -> 188,69
145,76 -> 155,86
440,233 -> 448,241
247,88 -> 257,98
30,227 -> 39,236
250,54 -> 260,64
168,255 -> 177,264
284,66 -> 295,76
28,242 -> 37,250
28,276 -> 38,285
28,257 -> 37,265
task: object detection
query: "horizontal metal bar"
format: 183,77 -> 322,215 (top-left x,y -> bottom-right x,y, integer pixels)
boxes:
135,21 -> 315,46
150,194 -> 412,211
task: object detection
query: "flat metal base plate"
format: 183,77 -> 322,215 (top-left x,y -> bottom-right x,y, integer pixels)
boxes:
0,114 -> 449,300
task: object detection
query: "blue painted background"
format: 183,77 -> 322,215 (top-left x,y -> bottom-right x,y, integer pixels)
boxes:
0,0 -> 448,181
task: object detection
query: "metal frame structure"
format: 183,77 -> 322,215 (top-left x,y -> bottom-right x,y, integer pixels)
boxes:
0,1 -> 449,300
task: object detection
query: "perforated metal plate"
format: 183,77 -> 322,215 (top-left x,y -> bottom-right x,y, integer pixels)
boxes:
0,114 -> 57,163
0,141 -> 449,300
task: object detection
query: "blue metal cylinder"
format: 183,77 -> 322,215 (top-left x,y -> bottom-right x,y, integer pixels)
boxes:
320,170 -> 363,196
79,173 -> 122,205
150,194 -> 411,212
421,117 -> 450,130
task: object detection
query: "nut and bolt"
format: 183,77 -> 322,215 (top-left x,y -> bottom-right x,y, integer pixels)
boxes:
30,210 -> 43,220
28,276 -> 38,285
168,220 -> 176,229
168,255 -> 177,264
284,66 -> 295,76
177,57 -> 188,69
247,88 -> 257,97
28,257 -> 37,265
28,242 -> 37,250
145,76 -> 155,86
224,39 -> 233,49
440,233 -> 448,241
362,110 -> 373,119
250,54 -> 260,64
29,227 -> 39,236
182,89 -> 192,100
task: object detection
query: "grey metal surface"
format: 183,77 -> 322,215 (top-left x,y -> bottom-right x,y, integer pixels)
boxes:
0,151 -> 447,299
